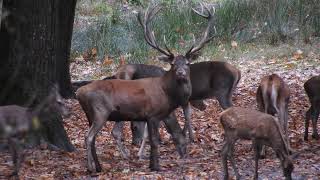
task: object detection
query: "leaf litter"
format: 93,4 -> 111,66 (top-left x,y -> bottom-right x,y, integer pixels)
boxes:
1,42 -> 320,179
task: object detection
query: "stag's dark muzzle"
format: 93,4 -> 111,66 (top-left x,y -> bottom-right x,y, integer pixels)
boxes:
176,68 -> 187,80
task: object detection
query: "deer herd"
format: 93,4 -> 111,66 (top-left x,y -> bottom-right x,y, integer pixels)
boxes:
1,4 -> 319,180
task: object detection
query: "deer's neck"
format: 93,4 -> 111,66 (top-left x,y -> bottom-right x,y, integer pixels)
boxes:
29,97 -> 50,117
161,71 -> 192,108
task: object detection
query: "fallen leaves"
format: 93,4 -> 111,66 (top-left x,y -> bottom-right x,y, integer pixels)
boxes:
1,43 -> 320,179
292,49 -> 304,60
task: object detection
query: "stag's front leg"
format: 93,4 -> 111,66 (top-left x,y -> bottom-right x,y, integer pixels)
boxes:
86,111 -> 108,173
311,105 -> 320,139
112,121 -> 130,159
304,108 -> 311,140
182,103 -> 194,142
147,118 -> 160,171
163,113 -> 187,158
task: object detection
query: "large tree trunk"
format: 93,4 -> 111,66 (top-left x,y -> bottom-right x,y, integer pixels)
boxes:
0,0 -> 77,151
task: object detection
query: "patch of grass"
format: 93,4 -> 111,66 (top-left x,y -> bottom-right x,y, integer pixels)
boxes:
71,0 -> 320,69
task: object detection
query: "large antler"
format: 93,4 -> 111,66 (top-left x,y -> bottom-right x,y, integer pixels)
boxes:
186,3 -> 216,58
137,5 -> 174,59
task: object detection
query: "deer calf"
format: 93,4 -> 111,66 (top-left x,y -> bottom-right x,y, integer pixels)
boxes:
256,74 -> 290,156
220,107 -> 294,180
304,75 -> 320,140
0,85 -> 70,177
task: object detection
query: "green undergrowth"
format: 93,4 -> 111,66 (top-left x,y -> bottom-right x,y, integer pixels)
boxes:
71,0 -> 320,67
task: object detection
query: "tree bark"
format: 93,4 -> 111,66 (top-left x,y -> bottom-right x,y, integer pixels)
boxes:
0,0 -> 77,151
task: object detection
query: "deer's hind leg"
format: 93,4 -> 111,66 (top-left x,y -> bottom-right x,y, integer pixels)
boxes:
253,140 -> 263,180
8,137 -> 21,178
222,133 -> 239,180
112,121 -> 130,159
310,99 -> 320,140
147,118 -> 161,171
85,106 -> 109,173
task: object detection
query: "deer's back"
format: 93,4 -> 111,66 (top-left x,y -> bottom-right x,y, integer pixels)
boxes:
220,107 -> 278,140
304,76 -> 320,99
76,78 -> 171,119
190,61 -> 239,99
0,105 -> 31,138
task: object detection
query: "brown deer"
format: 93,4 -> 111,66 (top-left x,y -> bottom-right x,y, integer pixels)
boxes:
72,61 -> 240,146
220,107 -> 294,180
0,85 -> 70,178
76,4 -> 215,172
256,74 -> 290,156
304,75 -> 320,140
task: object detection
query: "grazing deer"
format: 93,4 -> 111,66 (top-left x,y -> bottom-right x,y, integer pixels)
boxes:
76,4 -> 215,172
256,74 -> 290,156
0,85 -> 70,178
304,75 -> 320,140
220,107 -> 294,180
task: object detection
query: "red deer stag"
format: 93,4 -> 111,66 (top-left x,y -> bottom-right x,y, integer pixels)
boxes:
304,75 -> 320,140
220,107 -> 294,180
76,4 -> 215,172
256,74 -> 290,156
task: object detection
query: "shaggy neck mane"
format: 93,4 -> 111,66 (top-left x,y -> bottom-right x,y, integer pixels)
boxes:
161,68 -> 191,108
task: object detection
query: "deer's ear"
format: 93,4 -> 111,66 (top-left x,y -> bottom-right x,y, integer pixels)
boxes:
186,51 -> 201,61
157,55 -> 174,63
50,83 -> 60,96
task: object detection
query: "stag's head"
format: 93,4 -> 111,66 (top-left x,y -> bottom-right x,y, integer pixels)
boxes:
138,4 -> 215,82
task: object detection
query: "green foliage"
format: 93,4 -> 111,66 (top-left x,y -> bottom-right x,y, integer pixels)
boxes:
71,0 -> 320,64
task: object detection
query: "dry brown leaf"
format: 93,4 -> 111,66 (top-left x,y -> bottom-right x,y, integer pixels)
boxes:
103,56 -> 113,66
231,41 -> 238,48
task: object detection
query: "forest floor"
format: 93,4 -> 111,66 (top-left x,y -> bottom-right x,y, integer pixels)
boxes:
1,42 -> 320,179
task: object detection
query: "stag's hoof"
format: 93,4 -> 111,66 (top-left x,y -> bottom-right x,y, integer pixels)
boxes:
87,163 -> 102,173
258,152 -> 266,159
312,133 -> 319,140
96,165 -> 102,173
150,165 -> 161,171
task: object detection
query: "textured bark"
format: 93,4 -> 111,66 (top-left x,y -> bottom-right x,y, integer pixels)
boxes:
0,0 -> 77,151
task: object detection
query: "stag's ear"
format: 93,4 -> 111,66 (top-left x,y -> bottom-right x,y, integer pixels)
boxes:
157,55 -> 174,63
186,51 -> 201,61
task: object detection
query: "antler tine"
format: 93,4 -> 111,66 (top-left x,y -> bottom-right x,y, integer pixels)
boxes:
138,5 -> 173,58
186,3 -> 215,57
191,2 -> 211,19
